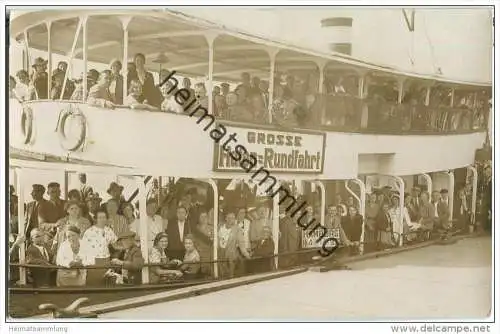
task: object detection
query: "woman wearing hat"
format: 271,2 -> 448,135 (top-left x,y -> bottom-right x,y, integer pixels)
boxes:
31,57 -> 48,99
106,182 -> 126,215
55,225 -> 93,286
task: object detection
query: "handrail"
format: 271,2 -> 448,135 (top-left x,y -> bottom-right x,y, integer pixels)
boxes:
15,97 -> 488,137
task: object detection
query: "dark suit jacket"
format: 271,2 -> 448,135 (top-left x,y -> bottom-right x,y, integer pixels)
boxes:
25,199 -> 50,236
26,244 -> 53,287
436,201 -> 450,228
139,71 -> 162,108
121,246 -> 144,285
166,219 -> 192,260
376,211 -> 392,231
250,238 -> 275,273
341,214 -> 363,242
112,75 -> 124,105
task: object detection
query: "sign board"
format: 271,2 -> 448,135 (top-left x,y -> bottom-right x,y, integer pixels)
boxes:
301,228 -> 340,249
213,122 -> 326,174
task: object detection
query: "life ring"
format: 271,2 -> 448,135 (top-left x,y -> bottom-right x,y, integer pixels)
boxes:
58,105 -> 87,152
20,105 -> 34,144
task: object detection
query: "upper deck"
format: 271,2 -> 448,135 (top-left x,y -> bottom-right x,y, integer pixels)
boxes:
8,9 -> 491,179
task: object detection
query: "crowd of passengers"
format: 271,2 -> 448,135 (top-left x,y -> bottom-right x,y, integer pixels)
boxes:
8,175 -> 288,287
9,54 -> 490,132
8,163 -> 492,288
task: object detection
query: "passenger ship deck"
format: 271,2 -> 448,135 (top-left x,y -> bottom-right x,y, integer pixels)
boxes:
7,8 -> 492,318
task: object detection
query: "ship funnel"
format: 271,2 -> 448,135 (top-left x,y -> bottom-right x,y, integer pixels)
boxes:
320,17 -> 353,55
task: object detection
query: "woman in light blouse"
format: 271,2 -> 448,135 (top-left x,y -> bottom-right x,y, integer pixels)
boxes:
149,232 -> 183,284
82,208 -> 117,286
181,234 -> 201,278
53,201 -> 91,250
55,225 -> 94,286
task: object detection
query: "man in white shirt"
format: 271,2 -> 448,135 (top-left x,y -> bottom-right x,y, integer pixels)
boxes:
166,206 -> 190,260
236,207 -> 251,253
440,189 -> 449,206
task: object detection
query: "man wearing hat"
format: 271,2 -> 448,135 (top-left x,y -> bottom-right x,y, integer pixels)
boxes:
107,182 -> 126,215
111,231 -> 144,285
439,189 -> 449,205
31,57 -> 48,99
25,184 -> 50,238
39,182 -> 66,231
84,193 -> 102,224
432,191 -> 450,232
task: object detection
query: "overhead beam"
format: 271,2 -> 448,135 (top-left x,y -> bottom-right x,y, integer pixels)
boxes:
75,40 -> 270,57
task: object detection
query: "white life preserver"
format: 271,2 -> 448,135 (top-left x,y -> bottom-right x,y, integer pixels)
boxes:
58,105 -> 87,152
20,105 -> 34,144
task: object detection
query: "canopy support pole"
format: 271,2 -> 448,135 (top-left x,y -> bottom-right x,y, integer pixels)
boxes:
316,60 -> 327,123
16,168 -> 27,285
466,166 -> 478,226
267,48 -> 279,124
441,170 -> 455,223
46,21 -> 52,98
450,88 -> 455,107
82,16 -> 88,102
204,178 -> 219,278
344,179 -> 366,254
314,181 -> 326,227
205,32 -> 219,116
136,176 -> 149,284
63,171 -> 70,200
120,17 -> 132,103
392,175 -> 405,246
272,180 -> 280,269
425,86 -> 431,106
358,76 -> 365,98
60,18 -> 83,100
397,78 -> 405,104
420,173 -> 433,201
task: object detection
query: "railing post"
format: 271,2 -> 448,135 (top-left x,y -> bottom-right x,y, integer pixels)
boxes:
135,176 -> 149,284
204,179 -> 218,278
16,168 -> 27,285
466,166 -> 478,226
345,179 -> 366,254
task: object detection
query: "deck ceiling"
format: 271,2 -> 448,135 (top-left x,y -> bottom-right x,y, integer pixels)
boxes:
10,9 -> 492,86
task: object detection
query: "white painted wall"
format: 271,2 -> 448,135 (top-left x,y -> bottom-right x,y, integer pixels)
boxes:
10,100 -> 486,182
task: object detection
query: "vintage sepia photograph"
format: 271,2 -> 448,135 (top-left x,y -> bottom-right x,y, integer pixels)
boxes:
2,1 -> 496,331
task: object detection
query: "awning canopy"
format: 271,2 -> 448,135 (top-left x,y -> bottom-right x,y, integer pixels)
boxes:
10,9 -> 492,86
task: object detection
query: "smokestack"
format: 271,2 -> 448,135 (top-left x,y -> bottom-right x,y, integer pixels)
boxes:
320,17 -> 353,55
